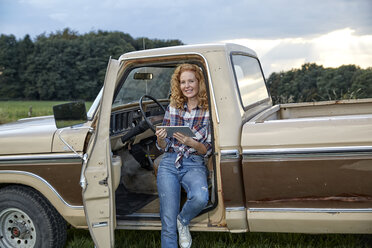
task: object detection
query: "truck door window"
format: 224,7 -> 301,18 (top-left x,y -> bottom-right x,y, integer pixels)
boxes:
231,54 -> 269,108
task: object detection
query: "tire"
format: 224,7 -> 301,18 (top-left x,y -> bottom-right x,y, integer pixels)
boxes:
0,185 -> 67,248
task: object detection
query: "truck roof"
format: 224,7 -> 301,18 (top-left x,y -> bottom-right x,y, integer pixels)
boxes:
119,42 -> 257,61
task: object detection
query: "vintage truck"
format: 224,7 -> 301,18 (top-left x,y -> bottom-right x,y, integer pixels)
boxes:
0,43 -> 371,248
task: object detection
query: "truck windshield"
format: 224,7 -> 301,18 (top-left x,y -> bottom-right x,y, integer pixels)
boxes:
231,54 -> 269,108
113,66 -> 173,108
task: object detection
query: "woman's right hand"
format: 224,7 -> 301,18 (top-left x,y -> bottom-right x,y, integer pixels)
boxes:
155,128 -> 167,149
155,128 -> 167,140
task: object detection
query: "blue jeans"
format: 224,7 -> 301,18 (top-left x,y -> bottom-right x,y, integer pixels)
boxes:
157,153 -> 209,248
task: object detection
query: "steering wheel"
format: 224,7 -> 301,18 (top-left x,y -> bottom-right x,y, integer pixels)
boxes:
139,95 -> 166,132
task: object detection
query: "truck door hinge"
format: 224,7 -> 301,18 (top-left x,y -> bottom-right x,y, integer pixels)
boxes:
79,153 -> 89,191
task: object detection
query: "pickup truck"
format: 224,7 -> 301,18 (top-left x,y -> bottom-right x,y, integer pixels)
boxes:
0,43 -> 371,248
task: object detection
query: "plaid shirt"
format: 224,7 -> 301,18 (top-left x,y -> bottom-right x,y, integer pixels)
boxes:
157,103 -> 212,168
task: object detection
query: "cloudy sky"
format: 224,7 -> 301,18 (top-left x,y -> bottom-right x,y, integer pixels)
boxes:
0,0 -> 371,75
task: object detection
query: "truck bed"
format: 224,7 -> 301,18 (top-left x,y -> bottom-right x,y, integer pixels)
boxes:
252,98 -> 372,122
242,98 -> 372,150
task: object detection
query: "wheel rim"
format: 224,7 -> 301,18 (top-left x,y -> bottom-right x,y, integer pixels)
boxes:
0,208 -> 36,248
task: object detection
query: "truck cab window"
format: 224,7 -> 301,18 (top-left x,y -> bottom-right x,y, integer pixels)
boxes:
231,54 -> 269,108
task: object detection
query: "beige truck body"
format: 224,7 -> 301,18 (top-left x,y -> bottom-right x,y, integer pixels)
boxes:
0,43 -> 371,248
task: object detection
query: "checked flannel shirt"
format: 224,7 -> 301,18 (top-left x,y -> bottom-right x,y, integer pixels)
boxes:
157,103 -> 212,168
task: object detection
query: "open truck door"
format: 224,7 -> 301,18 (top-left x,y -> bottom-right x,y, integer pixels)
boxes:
81,58 -> 119,248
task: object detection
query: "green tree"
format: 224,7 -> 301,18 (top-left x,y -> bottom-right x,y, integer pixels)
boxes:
267,63 -> 323,103
0,34 -> 23,99
267,63 -> 372,104
350,68 -> 372,99
18,28 -> 183,101
17,35 -> 34,98
317,65 -> 358,100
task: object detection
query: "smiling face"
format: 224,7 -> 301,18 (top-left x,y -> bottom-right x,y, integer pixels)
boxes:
170,64 -> 208,110
180,70 -> 199,100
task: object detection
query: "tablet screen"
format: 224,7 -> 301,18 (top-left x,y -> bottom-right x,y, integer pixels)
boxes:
156,126 -> 196,137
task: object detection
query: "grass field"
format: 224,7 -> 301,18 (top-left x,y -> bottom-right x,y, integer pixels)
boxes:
1,101 -> 372,247
65,228 -> 371,248
0,100 -> 92,124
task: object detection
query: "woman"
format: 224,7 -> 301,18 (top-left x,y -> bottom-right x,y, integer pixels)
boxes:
155,64 -> 212,248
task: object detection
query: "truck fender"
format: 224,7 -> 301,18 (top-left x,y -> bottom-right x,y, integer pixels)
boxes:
0,170 -> 86,228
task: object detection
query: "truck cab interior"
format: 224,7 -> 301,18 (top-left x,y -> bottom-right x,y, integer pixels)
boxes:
107,62 -> 216,222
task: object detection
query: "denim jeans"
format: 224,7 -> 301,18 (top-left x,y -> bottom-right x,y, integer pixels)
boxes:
157,152 -> 209,248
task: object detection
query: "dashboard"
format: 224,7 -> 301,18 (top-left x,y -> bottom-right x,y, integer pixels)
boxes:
110,103 -> 167,137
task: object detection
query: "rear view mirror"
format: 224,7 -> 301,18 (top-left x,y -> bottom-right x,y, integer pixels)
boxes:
134,72 -> 153,80
53,101 -> 88,129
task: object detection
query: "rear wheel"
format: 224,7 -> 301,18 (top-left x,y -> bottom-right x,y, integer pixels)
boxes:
0,185 -> 67,248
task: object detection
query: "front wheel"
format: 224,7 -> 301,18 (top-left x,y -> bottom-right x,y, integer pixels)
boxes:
0,185 -> 67,248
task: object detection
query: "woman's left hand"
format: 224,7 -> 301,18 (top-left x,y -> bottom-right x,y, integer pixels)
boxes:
173,132 -> 207,155
173,132 -> 195,147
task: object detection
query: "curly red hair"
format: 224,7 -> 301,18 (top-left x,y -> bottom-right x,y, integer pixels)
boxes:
170,64 -> 208,110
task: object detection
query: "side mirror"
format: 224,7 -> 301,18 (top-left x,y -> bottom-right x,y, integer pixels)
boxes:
53,101 -> 88,129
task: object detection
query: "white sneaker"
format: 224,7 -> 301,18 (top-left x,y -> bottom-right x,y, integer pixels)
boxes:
177,217 -> 192,248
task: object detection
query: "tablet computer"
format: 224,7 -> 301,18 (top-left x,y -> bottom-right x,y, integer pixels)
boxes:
156,126 -> 196,137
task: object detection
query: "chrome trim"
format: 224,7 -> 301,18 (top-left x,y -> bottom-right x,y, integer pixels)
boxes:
79,153 -> 88,191
122,52 -> 220,123
0,170 -> 83,209
249,208 -> 372,213
87,88 -> 103,120
124,213 -> 160,218
58,127 -> 93,162
0,153 -> 82,163
92,222 -> 108,228
221,149 -> 240,159
243,146 -> 372,156
226,206 -> 246,211
116,220 -> 162,228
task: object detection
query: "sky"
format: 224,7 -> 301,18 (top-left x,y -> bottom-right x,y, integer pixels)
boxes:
0,0 -> 371,75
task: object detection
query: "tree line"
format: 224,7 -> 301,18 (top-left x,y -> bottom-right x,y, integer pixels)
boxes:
0,28 -> 371,103
0,28 -> 182,101
267,63 -> 372,104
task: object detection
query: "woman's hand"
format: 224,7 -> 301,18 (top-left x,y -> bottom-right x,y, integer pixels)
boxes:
156,128 -> 167,140
173,132 -> 194,147
155,128 -> 167,149
173,132 -> 207,155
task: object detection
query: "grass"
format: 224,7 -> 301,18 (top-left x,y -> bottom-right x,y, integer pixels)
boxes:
65,228 -> 372,248
0,100 -> 92,124
1,101 -> 372,247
